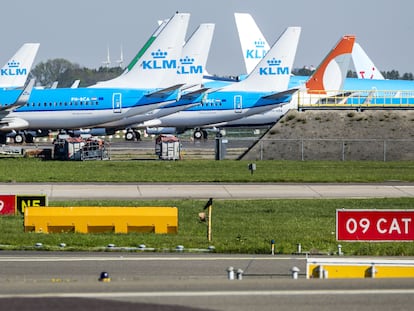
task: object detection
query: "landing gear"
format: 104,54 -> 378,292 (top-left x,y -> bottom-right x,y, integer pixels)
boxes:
193,129 -> 208,140
25,133 -> 34,143
134,130 -> 141,141
13,133 -> 24,144
12,132 -> 35,144
125,131 -> 134,141
125,129 -> 141,141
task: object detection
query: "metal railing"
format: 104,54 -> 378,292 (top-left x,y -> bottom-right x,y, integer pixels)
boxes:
296,89 -> 414,109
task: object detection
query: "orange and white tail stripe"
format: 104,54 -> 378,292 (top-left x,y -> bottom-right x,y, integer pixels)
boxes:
305,35 -> 355,94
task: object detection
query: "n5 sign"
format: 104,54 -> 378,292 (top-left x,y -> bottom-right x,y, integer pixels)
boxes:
336,209 -> 414,241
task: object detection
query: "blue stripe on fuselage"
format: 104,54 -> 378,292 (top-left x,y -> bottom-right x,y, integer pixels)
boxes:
0,87 -> 179,112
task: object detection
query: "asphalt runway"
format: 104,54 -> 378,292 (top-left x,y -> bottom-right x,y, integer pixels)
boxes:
2,182 -> 414,200
1,251 -> 414,311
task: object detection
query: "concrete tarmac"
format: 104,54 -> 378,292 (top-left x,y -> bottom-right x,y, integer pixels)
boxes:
2,182 -> 414,200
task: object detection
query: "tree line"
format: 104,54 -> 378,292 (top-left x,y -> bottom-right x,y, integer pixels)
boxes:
29,59 -> 414,88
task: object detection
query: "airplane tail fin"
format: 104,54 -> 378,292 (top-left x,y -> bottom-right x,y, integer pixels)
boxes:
352,42 -> 384,80
234,13 -> 270,74
305,35 -> 355,95
177,23 -> 215,90
225,26 -> 301,92
122,19 -> 169,75
94,13 -> 190,89
0,43 -> 40,89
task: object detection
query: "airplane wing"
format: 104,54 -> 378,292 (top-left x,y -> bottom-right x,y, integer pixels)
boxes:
0,78 -> 35,113
145,83 -> 184,99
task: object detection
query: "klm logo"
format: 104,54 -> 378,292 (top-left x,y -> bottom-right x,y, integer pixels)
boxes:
1,60 -> 27,76
142,49 -> 177,70
177,56 -> 202,75
259,58 -> 289,75
246,39 -> 267,59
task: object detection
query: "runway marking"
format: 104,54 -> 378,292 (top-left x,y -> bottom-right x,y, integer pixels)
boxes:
0,256 -> 303,262
0,289 -> 414,299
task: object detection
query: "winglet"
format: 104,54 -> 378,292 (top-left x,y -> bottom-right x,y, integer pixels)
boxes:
0,78 -> 35,112
15,78 -> 35,106
305,35 -> 355,94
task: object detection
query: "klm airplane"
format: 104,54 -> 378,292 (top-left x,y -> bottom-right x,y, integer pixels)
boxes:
235,12 -> 414,108
0,13 -> 190,144
96,22 -> 216,141
0,43 -> 39,89
211,35 -> 356,128
139,26 -> 302,136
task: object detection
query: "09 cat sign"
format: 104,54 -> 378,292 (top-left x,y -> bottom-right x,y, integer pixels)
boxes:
336,209 -> 414,241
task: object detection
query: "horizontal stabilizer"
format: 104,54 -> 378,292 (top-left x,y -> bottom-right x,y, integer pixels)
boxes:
262,88 -> 299,101
181,87 -> 209,100
145,83 -> 184,98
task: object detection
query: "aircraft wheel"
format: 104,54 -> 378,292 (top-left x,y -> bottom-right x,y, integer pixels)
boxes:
133,130 -> 141,141
125,131 -> 135,141
14,133 -> 25,144
193,130 -> 203,140
25,133 -> 34,143
202,130 -> 208,139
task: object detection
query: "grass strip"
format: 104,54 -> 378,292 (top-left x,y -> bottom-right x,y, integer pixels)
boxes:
1,198 -> 414,255
1,158 -> 414,182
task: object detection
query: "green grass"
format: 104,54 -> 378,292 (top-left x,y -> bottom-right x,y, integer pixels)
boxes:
1,158 -> 414,182
2,198 -> 414,256
2,158 -> 414,254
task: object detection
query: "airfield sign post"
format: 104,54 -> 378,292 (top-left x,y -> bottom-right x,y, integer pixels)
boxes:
202,198 -> 213,241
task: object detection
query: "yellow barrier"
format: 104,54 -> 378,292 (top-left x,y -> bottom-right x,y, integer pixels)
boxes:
24,206 -> 177,234
307,258 -> 414,279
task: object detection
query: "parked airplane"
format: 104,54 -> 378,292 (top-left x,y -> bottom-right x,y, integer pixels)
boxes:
0,12 -> 190,144
138,26 -> 301,137
234,13 -> 414,109
235,13 -> 382,81
0,43 -> 39,89
209,34 -> 356,128
95,22 -> 216,141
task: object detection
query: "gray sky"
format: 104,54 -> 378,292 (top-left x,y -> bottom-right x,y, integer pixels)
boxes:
2,0 -> 413,76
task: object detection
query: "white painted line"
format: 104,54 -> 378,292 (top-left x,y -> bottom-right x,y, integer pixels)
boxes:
0,256 -> 304,262
1,289 -> 414,299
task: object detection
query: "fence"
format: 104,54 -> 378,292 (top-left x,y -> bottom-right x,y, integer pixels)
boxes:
227,138 -> 414,161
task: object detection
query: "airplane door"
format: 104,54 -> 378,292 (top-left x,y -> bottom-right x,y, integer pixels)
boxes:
112,93 -> 122,113
234,95 -> 242,113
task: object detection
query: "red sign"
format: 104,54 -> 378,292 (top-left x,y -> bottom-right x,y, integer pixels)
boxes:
0,195 -> 16,215
337,209 -> 414,241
